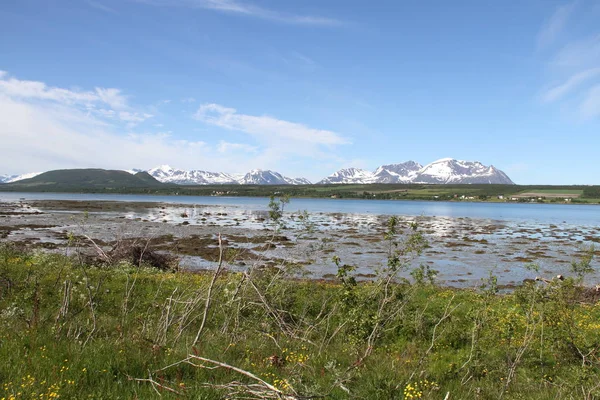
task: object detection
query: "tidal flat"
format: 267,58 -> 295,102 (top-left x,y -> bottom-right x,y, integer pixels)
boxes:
1,199 -> 599,288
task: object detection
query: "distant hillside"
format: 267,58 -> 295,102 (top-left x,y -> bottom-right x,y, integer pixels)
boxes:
0,169 -> 171,191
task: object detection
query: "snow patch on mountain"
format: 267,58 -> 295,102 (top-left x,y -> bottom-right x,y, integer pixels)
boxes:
414,159 -> 514,184
373,161 -> 423,183
239,170 -> 312,185
285,177 -> 312,185
317,168 -> 376,184
239,170 -> 287,185
0,172 -> 42,183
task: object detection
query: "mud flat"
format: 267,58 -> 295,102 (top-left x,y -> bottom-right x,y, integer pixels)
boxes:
1,199 -> 598,288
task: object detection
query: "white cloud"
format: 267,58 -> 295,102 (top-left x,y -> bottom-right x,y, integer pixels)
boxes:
0,73 -> 341,181
0,72 -> 154,126
95,87 -> 128,110
0,93 -> 250,174
94,108 -> 117,118
195,103 -> 349,146
537,2 -> 576,49
543,68 -> 600,102
133,0 -> 342,26
0,72 -> 127,109
0,76 -> 98,104
580,85 -> 600,119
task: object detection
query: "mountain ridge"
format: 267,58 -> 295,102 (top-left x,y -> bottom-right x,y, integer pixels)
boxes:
0,169 -> 170,190
1,158 -> 515,186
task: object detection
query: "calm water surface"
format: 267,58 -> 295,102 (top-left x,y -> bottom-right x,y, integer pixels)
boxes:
1,192 -> 598,226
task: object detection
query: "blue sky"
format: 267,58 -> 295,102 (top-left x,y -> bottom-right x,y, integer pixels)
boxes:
1,0 -> 600,184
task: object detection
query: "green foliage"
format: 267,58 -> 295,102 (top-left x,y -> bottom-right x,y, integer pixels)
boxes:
2,234 -> 600,399
267,193 -> 290,225
570,245 -> 595,281
582,186 -> 600,198
410,264 -> 438,285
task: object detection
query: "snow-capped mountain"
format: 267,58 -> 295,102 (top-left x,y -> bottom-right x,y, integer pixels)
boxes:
319,159 -> 514,185
239,169 -> 311,185
0,172 -> 42,183
285,177 -> 312,185
373,161 -> 423,183
317,168 -> 376,184
147,165 -> 240,185
239,170 -> 287,185
141,166 -> 311,185
413,159 -> 514,184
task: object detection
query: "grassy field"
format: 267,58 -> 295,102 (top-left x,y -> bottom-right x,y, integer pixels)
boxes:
1,220 -> 600,399
517,189 -> 584,195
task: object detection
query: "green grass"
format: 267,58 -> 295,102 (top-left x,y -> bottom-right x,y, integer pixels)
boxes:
1,244 -> 600,399
517,189 -> 584,194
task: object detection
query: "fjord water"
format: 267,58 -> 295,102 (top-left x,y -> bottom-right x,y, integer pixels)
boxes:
1,192 -> 598,226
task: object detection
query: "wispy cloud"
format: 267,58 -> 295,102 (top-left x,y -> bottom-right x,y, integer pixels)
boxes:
537,2 -> 576,49
290,52 -> 316,67
537,3 -> 600,120
580,85 -> 600,119
553,34 -> 600,67
195,103 -> 349,146
542,67 -> 600,102
133,0 -> 342,26
118,111 -> 154,124
279,51 -> 318,71
85,0 -> 118,14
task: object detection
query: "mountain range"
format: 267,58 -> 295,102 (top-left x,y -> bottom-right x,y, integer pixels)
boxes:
141,165 -> 312,185
0,159 -> 515,186
318,159 -> 514,185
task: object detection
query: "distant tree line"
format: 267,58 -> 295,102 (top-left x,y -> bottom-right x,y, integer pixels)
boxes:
582,186 -> 600,198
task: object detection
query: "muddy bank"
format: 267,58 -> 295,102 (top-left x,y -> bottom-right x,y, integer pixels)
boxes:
0,199 -> 598,288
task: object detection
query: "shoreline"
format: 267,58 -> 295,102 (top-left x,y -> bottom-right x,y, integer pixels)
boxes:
0,190 -> 598,207
1,199 -> 598,288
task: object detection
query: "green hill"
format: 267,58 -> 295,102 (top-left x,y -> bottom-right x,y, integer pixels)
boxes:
0,169 -> 172,192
